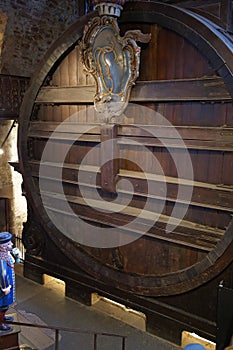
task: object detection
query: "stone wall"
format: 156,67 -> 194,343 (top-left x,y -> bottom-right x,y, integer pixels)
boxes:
0,0 -> 86,77
0,120 -> 27,239
0,0 -> 91,243
0,11 -> 7,60
0,0 -> 157,77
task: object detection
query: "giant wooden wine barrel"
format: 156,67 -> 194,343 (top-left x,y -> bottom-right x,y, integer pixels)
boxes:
19,0 -> 233,305
19,2 -> 233,295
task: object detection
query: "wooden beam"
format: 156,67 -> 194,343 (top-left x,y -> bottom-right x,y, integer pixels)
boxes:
100,124 -> 119,193
29,122 -> 233,143
166,0 -> 220,7
130,77 -> 230,102
30,160 -> 233,213
36,85 -> 95,104
28,122 -> 233,152
40,191 -> 224,252
35,77 -> 231,104
28,130 -> 100,143
29,121 -> 99,134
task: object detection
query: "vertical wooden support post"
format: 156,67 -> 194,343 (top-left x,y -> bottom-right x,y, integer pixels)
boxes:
100,124 -> 119,193
216,283 -> 233,350
55,329 -> 59,350
122,336 -> 126,350
93,333 -> 97,350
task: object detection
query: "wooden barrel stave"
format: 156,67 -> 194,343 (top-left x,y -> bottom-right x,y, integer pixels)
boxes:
19,2 -> 233,296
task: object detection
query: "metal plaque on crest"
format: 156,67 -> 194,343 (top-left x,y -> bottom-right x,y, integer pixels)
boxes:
80,1 -> 151,122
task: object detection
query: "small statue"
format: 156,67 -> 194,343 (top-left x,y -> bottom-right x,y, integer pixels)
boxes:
0,232 -> 21,332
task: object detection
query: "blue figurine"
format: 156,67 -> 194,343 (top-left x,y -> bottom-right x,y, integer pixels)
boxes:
0,232 -> 18,331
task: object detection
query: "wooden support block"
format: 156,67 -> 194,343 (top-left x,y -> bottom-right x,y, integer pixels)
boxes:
23,261 -> 45,285
182,331 -> 216,350
65,281 -> 93,306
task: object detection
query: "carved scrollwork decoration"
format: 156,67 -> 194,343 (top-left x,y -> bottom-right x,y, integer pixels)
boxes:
80,2 -> 151,122
22,204 -> 45,256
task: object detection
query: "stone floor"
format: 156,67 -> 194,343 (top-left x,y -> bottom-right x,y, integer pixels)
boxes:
6,265 -> 182,350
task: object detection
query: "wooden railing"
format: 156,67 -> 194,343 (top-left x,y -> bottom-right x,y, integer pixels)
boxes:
6,319 -> 127,350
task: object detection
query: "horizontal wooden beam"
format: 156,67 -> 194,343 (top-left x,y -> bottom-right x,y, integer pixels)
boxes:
35,77 -> 231,104
175,0 -> 220,9
41,191 -> 224,252
28,122 -> 233,152
165,0 -> 220,7
30,160 -> 233,213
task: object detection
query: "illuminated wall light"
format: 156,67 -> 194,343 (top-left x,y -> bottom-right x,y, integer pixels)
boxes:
0,148 -> 4,155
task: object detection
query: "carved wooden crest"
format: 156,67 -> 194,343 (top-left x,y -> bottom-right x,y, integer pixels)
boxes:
80,3 -> 151,122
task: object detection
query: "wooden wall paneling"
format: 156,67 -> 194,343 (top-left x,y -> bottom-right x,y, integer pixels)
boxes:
52,64 -> 61,87
174,36 -> 185,79
184,204 -> 231,230
51,64 -> 62,122
119,144 -> 141,172
86,105 -> 95,123
199,102 -> 226,127
157,29 -> 176,79
31,138 -> 46,161
77,45 -> 88,123
59,55 -> 70,121
119,238 -> 183,275
157,28 -> 214,79
206,150 -> 223,184
138,24 -> 159,81
68,47 -> 78,119
211,101 -> 228,127
221,152 -> 233,185
77,44 -> 87,86
49,140 -> 65,164
192,149 -> 211,183
37,104 -> 46,122
226,102 -> 233,126
45,105 -> 54,122
68,48 -> 78,87
138,101 -> 228,128
69,141 -> 100,167
169,102 -> 183,125
183,102 -> 201,126
156,29 -> 169,79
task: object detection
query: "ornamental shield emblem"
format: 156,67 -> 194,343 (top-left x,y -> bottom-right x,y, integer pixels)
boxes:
80,1 -> 151,122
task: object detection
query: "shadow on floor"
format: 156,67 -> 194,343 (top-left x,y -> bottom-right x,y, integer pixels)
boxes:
8,267 -> 181,350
